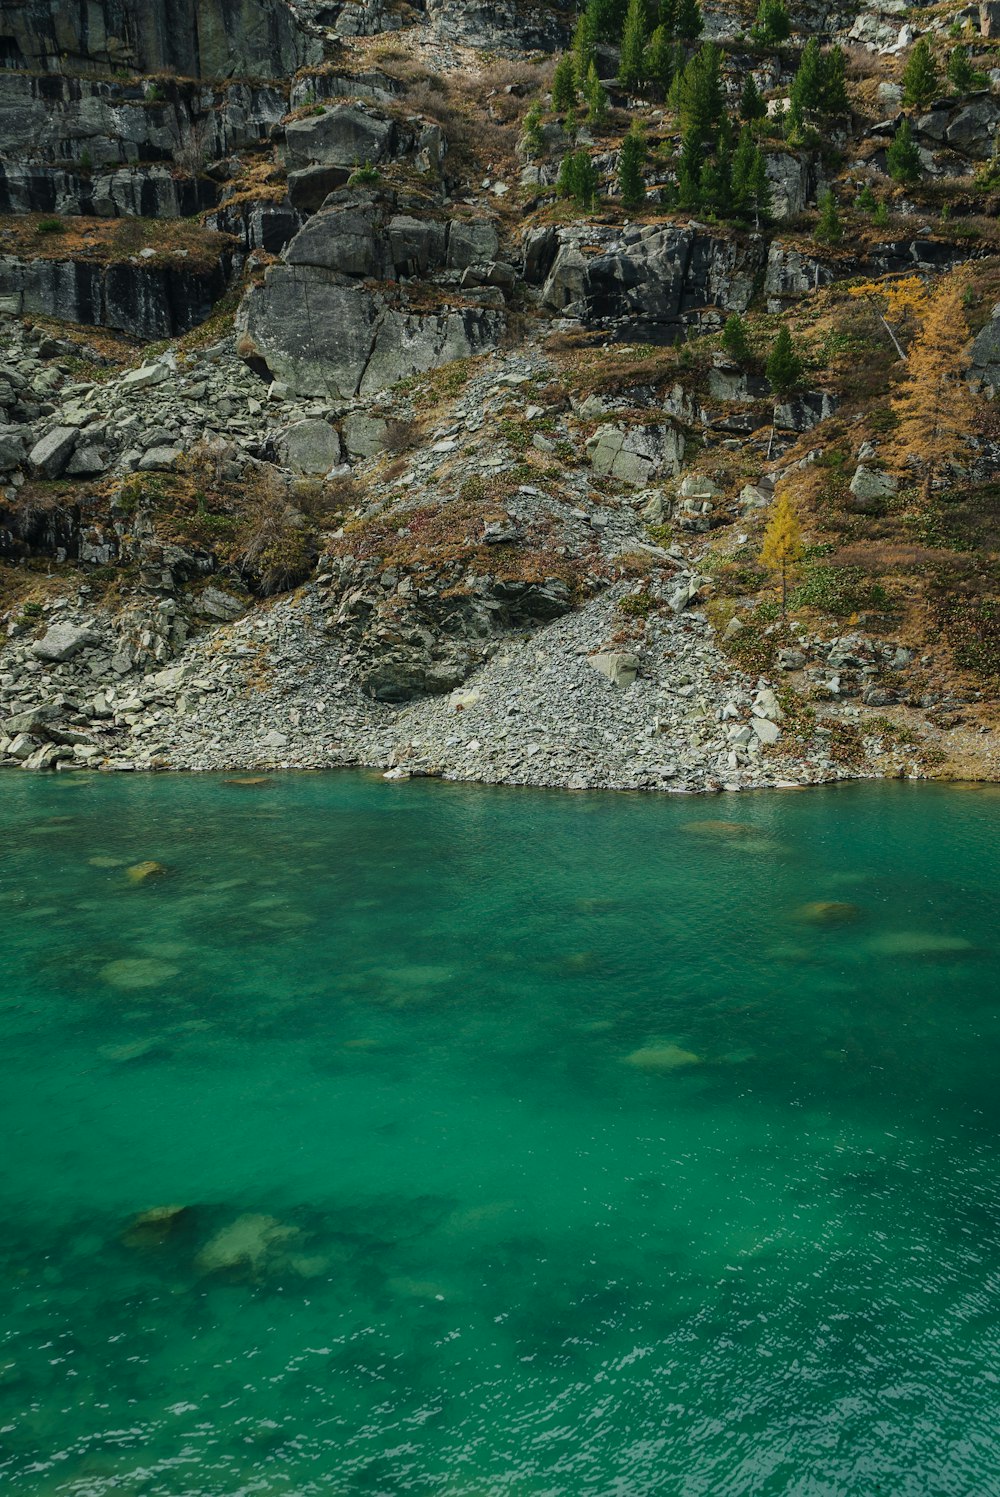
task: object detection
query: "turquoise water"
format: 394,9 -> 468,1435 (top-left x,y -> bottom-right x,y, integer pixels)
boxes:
1,773 -> 999,1497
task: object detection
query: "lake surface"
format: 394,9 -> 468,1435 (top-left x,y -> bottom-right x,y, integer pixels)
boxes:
0,772 -> 998,1497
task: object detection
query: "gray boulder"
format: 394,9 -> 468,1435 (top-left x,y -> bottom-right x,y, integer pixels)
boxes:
29,426 -> 77,479
238,265 -> 504,399
587,423 -> 684,485
850,465 -> 898,502
588,651 -> 639,687
281,419 -> 342,474
342,412 -> 389,459
30,622 -> 99,663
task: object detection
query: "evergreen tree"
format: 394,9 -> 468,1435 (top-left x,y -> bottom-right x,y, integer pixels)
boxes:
552,53 -> 578,112
732,125 -> 769,223
902,38 -> 939,109
658,0 -> 678,30
618,123 -> 647,206
873,198 -> 890,227
945,44 -> 986,94
886,117 -> 921,184
814,188 -> 842,245
678,42 -> 723,141
619,0 -> 649,88
759,490 -> 804,609
765,325 -> 803,397
572,8 -> 597,89
790,37 -> 824,113
585,61 -> 609,125
586,0 -> 629,41
820,46 -> 850,115
645,25 -> 675,97
947,44 -> 974,93
748,147 -> 772,225
675,0 -> 703,41
677,125 -> 704,208
722,313 -> 750,362
855,182 -> 877,213
557,150 -> 599,208
740,73 -> 766,123
522,102 -> 544,158
751,0 -> 791,45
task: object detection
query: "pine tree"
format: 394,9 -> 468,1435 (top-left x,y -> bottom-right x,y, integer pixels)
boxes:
947,44 -> 974,94
677,125 -> 704,208
587,0 -> 628,40
732,126 -> 770,224
522,102 -> 544,158
573,9 -> 597,89
855,183 -> 877,213
873,198 -> 890,227
820,46 -> 850,115
619,0 -> 649,88
645,25 -> 675,98
678,42 -> 723,141
731,125 -> 758,213
585,60 -> 609,125
675,0 -> 703,41
740,73 -> 766,122
766,325 -> 803,398
814,189 -> 842,245
658,0 -> 678,30
887,273 -> 975,496
902,38 -> 939,109
553,53 -> 578,112
748,148 -> 772,225
790,38 -> 824,113
618,122 -> 646,206
759,490 -> 804,609
751,0 -> 791,45
886,117 -> 921,184
557,150 -> 599,208
722,312 -> 750,362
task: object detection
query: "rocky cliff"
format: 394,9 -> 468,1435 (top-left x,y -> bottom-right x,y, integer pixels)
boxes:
0,0 -> 998,788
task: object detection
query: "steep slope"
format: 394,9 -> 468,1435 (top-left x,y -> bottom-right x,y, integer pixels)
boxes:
0,0 -> 998,786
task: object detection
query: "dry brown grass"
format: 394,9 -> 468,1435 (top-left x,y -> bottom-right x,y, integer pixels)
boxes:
0,214 -> 236,270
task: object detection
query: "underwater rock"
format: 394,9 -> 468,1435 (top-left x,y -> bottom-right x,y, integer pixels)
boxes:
122,1204 -> 192,1249
100,958 -> 180,989
794,901 -> 862,926
683,820 -> 756,838
195,1213 -> 299,1277
98,1037 -> 167,1064
88,856 -> 126,868
868,931 -> 974,958
224,777 -> 274,787
126,860 -> 168,884
624,1043 -> 702,1071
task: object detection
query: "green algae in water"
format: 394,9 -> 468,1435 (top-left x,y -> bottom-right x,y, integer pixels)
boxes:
0,773 -> 999,1495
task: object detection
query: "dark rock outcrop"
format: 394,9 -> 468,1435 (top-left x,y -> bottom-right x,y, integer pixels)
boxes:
0,252 -> 232,337
237,187 -> 507,396
535,224 -> 767,341
0,0 -> 321,79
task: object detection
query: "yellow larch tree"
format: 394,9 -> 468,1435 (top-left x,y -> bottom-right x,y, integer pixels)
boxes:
886,272 -> 976,497
848,274 -> 928,359
759,490 -> 805,610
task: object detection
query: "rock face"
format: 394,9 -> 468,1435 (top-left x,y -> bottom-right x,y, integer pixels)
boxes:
535,225 -> 767,340
237,189 -> 508,398
0,72 -> 286,217
969,309 -> 1000,391
587,423 -> 685,485
0,252 -> 232,338
2,0 -> 320,79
